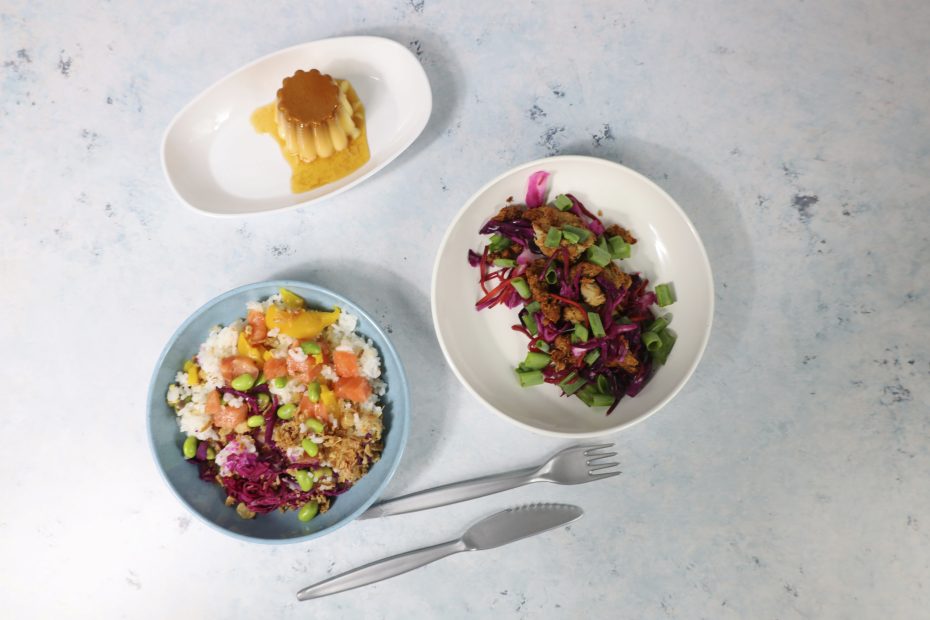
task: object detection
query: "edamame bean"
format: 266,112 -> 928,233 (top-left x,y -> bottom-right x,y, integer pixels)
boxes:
257,393 -> 270,409
305,381 -> 321,403
301,437 -> 319,457
300,341 -> 322,355
271,376 -> 288,389
294,469 -> 313,492
231,373 -> 256,391
277,403 -> 297,420
298,501 -> 319,522
182,436 -> 198,459
247,415 -> 264,428
312,467 -> 332,482
206,447 -> 216,460
254,372 -> 266,386
305,417 -> 324,434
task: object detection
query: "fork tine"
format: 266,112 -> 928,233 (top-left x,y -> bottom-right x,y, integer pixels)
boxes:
586,452 -> 618,465
588,462 -> 620,473
582,443 -> 615,455
588,470 -> 621,480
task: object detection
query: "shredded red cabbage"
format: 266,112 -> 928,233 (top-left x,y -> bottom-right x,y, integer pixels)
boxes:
219,445 -> 318,514
469,170 -> 676,414
525,170 -> 549,208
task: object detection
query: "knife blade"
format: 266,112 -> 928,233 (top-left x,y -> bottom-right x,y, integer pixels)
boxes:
296,503 -> 583,601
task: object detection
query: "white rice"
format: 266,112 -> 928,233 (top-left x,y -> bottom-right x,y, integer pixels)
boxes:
222,393 -> 244,408
285,446 -> 307,462
197,322 -> 242,386
177,401 -> 217,440
246,293 -> 280,314
320,365 -> 339,383
327,312 -> 382,380
170,305 -> 385,444
288,347 -> 308,363
268,377 -> 305,405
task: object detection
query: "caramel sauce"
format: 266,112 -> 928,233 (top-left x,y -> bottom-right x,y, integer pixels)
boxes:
251,82 -> 370,194
277,69 -> 339,126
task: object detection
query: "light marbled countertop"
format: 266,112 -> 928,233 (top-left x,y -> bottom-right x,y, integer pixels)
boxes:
2,1 -> 928,618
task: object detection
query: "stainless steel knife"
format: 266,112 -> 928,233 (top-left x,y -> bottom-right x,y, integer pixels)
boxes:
296,503 -> 583,601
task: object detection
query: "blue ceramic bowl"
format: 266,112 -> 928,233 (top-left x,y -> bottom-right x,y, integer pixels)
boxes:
146,280 -> 410,543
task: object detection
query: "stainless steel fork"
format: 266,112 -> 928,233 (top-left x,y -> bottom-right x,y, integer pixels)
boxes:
359,443 -> 619,519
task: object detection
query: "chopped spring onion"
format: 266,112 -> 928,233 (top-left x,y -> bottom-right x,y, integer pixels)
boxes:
525,301 -> 541,314
521,312 -> 538,336
584,349 -> 600,365
554,194 -> 573,210
655,283 -> 675,307
642,331 -> 662,352
608,236 -> 631,259
493,258 -> 517,267
588,312 -> 606,338
561,225 -> 590,244
652,330 -> 677,365
647,315 -> 669,333
545,264 -> 558,285
576,385 -> 612,406
585,244 -> 612,267
572,322 -> 589,343
522,351 -> 551,370
511,277 -> 531,299
597,235 -> 610,254
596,374 -> 610,393
534,340 -> 550,352
516,368 -> 545,387
488,234 -> 512,253
590,392 -> 615,407
544,227 -> 562,248
559,372 -> 586,395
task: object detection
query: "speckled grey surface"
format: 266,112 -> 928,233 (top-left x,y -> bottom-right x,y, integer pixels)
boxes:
2,1 -> 928,617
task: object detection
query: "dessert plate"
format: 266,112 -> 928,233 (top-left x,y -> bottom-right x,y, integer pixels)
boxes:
161,36 -> 432,216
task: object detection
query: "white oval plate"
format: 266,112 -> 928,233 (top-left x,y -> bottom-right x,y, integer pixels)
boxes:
161,36 -> 432,216
432,156 -> 714,437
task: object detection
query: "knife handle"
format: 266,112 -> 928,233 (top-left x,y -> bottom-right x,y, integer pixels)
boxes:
360,467 -> 541,519
296,539 -> 468,601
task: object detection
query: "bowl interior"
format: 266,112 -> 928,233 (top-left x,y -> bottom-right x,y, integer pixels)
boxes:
432,156 -> 713,437
147,280 -> 409,542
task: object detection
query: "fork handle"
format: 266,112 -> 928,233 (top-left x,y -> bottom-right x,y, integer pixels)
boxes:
360,467 -> 541,519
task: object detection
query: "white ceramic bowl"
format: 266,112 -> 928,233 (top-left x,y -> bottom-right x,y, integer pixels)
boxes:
432,156 -> 714,437
161,36 -> 431,216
